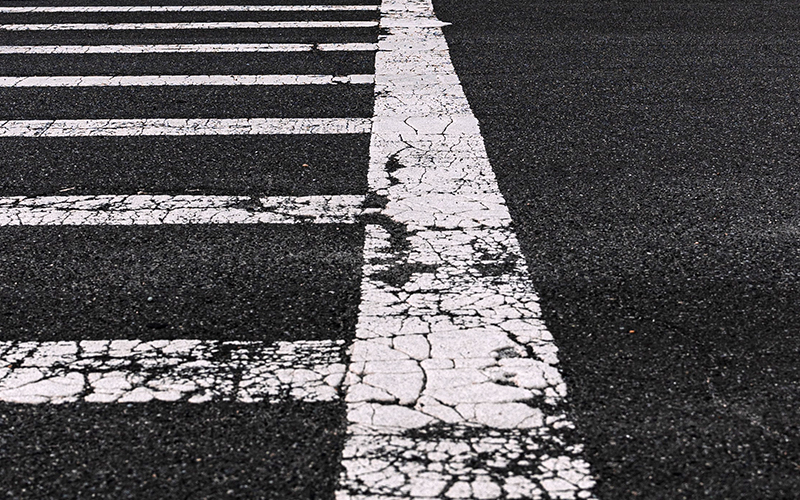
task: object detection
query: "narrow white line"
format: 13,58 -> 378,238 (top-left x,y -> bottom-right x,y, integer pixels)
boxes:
337,0 -> 598,499
0,43 -> 378,54
0,21 -> 378,31
0,195 -> 368,226
0,118 -> 371,137
0,339 -> 346,404
0,74 -> 375,87
0,5 -> 380,13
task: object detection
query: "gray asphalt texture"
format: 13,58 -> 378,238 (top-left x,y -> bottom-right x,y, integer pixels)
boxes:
435,0 -> 800,498
0,401 -> 346,499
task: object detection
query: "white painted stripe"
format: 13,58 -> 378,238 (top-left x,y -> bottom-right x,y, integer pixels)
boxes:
0,21 -> 377,30
0,195 -> 367,226
0,339 -> 346,404
0,74 -> 375,87
0,42 -> 378,54
0,118 -> 371,137
0,5 -> 380,13
337,0 -> 597,499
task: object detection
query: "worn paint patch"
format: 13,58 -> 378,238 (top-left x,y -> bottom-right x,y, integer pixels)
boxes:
0,340 -> 346,404
0,118 -> 371,137
0,194 -> 369,226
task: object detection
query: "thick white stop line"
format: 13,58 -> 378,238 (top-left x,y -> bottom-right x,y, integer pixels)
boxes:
336,1 -> 597,499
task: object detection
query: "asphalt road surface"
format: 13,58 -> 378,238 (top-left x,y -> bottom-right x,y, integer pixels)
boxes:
436,1 -> 800,498
0,0 -> 798,499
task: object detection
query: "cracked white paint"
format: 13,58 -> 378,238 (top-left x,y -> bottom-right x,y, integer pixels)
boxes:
0,194 -> 368,226
0,43 -> 378,54
0,339 -> 346,404
337,0 -> 597,498
0,21 -> 378,31
0,5 -> 380,13
0,74 -> 375,87
0,118 -> 371,137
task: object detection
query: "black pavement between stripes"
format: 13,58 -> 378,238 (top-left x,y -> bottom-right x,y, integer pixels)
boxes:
435,0 -> 800,498
0,135 -> 369,196
0,28 -> 378,45
0,52 -> 375,77
0,225 -> 363,342
0,10 -> 378,23
0,85 -> 373,118
0,1 -> 377,498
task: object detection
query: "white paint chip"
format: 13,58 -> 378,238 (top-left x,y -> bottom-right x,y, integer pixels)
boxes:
0,340 -> 346,404
0,118 -> 371,137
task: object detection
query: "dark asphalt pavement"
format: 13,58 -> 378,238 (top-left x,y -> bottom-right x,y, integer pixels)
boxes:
437,1 -> 800,498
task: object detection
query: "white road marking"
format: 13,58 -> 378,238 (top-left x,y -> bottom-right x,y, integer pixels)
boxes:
337,0 -> 597,499
0,43 -> 377,54
0,21 -> 378,31
0,339 -> 346,404
0,195 -> 367,226
0,118 -> 371,137
0,74 -> 375,87
0,5 -> 380,13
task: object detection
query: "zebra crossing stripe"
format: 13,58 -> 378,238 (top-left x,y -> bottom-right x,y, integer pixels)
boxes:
0,5 -> 380,13
0,339 -> 346,404
0,21 -> 378,31
0,118 -> 371,137
0,195 -> 367,226
0,74 -> 375,87
0,43 -> 378,54
336,0 -> 597,498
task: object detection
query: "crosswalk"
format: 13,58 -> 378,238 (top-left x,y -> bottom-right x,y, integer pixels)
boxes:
0,1 -> 596,498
